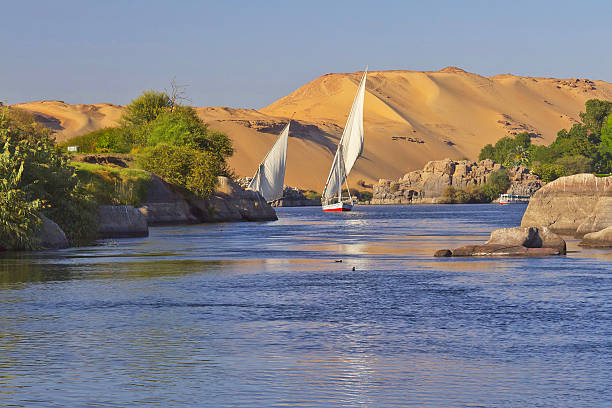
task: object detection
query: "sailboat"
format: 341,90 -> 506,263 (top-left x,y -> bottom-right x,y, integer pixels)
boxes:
321,68 -> 367,212
247,121 -> 290,202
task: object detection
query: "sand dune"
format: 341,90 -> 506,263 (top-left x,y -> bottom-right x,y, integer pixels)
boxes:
12,67 -> 612,190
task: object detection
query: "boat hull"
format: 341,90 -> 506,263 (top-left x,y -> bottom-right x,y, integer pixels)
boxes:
322,202 -> 353,212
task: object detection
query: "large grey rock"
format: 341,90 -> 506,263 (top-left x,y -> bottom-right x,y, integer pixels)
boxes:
576,184 -> 612,235
579,226 -> 612,248
35,215 -> 69,249
485,226 -> 566,254
521,174 -> 612,235
98,205 -> 149,238
138,176 -> 199,225
138,175 -> 277,224
194,177 -> 277,222
451,244 -> 560,257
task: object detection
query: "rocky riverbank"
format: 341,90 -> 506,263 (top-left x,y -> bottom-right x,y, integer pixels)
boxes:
372,158 -> 543,204
236,178 -> 320,207
33,176 -> 277,250
520,173 -> 612,246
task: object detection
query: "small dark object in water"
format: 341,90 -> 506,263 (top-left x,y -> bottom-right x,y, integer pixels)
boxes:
335,260 -> 342,263
352,266 -> 356,271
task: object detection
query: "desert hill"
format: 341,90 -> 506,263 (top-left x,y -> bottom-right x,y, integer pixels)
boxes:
12,67 -> 612,191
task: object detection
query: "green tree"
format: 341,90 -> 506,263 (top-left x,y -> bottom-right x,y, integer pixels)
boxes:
580,99 -> 612,139
478,144 -> 494,161
601,113 -> 612,154
121,90 -> 173,128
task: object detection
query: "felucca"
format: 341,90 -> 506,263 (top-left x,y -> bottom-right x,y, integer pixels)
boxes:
321,68 -> 367,212
247,121 -> 290,202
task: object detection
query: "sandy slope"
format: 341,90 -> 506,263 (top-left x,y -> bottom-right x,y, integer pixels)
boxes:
12,67 -> 612,191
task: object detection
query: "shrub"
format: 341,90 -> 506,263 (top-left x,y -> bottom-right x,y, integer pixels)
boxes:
555,155 -> 592,175
137,143 -> 220,198
61,127 -> 131,153
0,107 -> 98,247
532,163 -> 566,183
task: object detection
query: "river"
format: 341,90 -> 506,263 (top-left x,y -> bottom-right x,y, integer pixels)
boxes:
0,205 -> 610,407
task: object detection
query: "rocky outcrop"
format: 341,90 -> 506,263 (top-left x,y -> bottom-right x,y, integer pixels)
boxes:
98,205 -> 149,238
138,175 -> 277,225
579,226 -> 612,248
373,159 -> 543,204
435,226 -> 566,257
35,215 -> 69,249
193,177 -> 278,222
271,186 -> 319,207
138,176 -> 200,225
521,174 -> 612,235
236,178 -> 319,207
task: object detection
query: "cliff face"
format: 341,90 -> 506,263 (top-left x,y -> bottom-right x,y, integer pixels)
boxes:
521,174 -> 612,235
372,159 -> 542,204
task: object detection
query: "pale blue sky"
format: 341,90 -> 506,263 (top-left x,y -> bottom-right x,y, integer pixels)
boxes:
2,0 -> 611,108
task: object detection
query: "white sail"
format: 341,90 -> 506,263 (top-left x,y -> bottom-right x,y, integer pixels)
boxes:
248,122 -> 290,201
322,69 -> 367,201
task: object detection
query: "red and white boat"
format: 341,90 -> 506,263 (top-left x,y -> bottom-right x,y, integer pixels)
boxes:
322,201 -> 353,212
321,68 -> 367,212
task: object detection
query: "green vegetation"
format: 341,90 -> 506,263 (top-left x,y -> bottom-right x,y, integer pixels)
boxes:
60,127 -> 131,153
63,89 -> 234,199
303,190 -> 322,201
0,107 -> 97,249
70,162 -> 152,207
440,169 -> 510,203
478,99 -> 612,182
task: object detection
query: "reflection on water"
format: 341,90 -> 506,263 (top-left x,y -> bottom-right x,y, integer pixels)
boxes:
0,205 -> 611,407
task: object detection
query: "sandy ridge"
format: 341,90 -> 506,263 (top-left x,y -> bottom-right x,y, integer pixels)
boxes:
11,67 -> 612,190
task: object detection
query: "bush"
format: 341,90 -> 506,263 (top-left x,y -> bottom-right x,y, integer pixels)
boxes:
0,107 -> 98,248
555,155 -> 592,175
0,151 -> 42,250
137,143 -> 220,198
303,190 -> 321,201
60,127 -> 131,153
532,163 -> 566,183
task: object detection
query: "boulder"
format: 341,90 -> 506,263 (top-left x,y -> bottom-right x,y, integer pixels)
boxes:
35,215 -> 69,249
434,226 -> 566,257
194,177 -> 278,222
98,205 -> 149,238
579,226 -> 612,248
138,175 -> 277,224
138,175 -> 199,225
521,174 -> 612,235
485,226 -> 566,254
575,184 -> 612,235
434,249 -> 452,257
451,244 -> 560,257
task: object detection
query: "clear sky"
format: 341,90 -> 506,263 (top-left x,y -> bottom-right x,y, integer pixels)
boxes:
2,0 -> 611,108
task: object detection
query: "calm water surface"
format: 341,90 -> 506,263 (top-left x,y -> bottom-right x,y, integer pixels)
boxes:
0,205 -> 611,407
